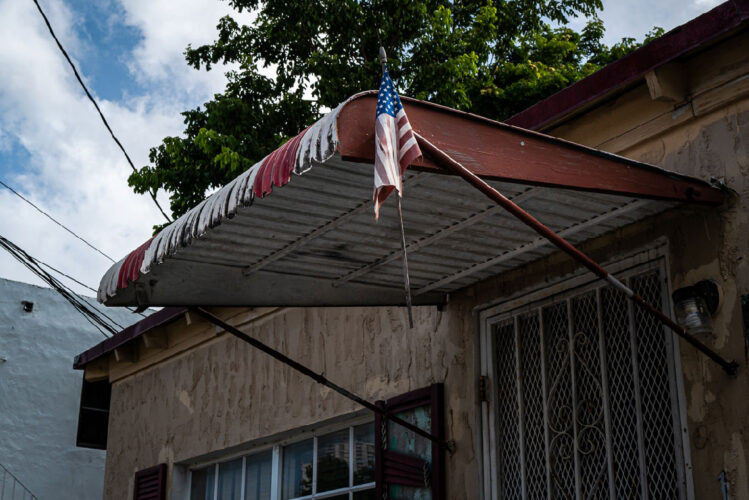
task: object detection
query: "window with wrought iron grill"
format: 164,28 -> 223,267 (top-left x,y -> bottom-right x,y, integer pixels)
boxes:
485,261 -> 691,499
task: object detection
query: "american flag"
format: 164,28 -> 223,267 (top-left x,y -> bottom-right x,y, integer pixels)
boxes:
373,68 -> 421,219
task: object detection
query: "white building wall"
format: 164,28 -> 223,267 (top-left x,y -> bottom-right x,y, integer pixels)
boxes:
0,278 -> 144,500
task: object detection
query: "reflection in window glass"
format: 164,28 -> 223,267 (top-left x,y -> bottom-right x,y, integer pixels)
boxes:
218,458 -> 243,500
192,423 -> 375,500
317,429 -> 349,493
389,484 -> 432,500
388,406 -> 432,500
353,422 -> 375,485
353,490 -> 377,500
282,439 -> 313,499
388,406 -> 432,461
245,451 -> 272,500
190,466 -> 215,500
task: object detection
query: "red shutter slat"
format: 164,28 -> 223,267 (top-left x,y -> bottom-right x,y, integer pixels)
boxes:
133,463 -> 167,500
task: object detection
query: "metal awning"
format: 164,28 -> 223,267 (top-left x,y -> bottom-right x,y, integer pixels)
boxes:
98,92 -> 724,307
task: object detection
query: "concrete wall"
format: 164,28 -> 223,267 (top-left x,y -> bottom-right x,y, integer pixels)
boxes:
0,278 -> 143,500
99,31 -> 749,500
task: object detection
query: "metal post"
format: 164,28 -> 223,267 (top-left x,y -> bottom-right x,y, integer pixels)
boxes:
379,45 -> 414,328
414,132 -> 738,376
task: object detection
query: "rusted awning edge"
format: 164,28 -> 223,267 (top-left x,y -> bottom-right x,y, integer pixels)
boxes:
337,94 -> 725,206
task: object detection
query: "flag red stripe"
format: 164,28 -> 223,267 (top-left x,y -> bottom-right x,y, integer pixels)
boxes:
373,99 -> 421,218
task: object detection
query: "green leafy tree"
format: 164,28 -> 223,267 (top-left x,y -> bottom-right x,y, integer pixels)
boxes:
129,0 -> 662,224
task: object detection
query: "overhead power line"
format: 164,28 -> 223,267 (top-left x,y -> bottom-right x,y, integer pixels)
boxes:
0,179 -> 148,318
0,234 -> 121,337
31,0 -> 172,223
38,261 -> 148,319
39,261 -> 97,293
0,179 -> 115,263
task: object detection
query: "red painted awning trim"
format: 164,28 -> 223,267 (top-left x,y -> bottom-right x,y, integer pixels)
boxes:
254,128 -> 309,199
105,128 -> 313,296
117,237 -> 153,290
97,90 -> 726,306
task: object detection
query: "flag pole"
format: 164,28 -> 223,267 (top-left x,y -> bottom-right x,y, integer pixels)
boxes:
380,46 -> 414,329
397,196 -> 414,328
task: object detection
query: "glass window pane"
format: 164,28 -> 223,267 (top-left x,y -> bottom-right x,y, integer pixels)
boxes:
218,458 -> 243,500
387,406 -> 432,461
191,466 -> 215,500
389,484 -> 431,500
353,423 -> 375,485
282,439 -> 313,499
245,450 -> 273,500
317,429 -> 350,493
353,489 -> 376,500
387,406 -> 432,499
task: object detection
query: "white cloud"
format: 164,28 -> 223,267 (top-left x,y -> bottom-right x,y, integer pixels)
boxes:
558,0 -> 724,48
693,0 -> 723,7
597,0 -> 724,46
120,0 -> 255,103
0,0 -> 239,295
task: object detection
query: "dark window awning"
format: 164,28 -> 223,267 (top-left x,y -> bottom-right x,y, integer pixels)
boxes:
97,92 -> 723,308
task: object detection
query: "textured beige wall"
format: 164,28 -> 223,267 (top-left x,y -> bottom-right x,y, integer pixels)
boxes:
104,302 -> 480,499
624,106 -> 749,500
102,33 -> 749,500
544,79 -> 749,497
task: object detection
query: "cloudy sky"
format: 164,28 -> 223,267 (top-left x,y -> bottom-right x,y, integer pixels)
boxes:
0,0 -> 725,299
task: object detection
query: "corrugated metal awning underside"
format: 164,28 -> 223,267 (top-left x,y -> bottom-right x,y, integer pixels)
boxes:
98,92 -> 723,308
103,153 -> 675,307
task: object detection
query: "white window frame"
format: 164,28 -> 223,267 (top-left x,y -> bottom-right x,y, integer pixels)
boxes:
186,415 -> 375,500
477,243 -> 694,500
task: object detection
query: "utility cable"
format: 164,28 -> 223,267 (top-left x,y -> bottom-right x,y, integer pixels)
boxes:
0,234 -> 118,335
0,234 -> 123,337
0,179 -> 148,318
39,261 -> 96,293
31,0 -> 172,223
0,179 -> 115,263
38,262 -> 148,318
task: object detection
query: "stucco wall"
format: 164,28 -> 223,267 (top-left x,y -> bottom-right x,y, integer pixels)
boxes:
544,92 -> 749,497
624,104 -> 749,500
105,303 -> 479,499
100,34 -> 749,500
0,278 -> 143,500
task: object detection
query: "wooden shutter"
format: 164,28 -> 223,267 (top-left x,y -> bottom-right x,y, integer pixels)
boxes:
133,464 -> 167,500
375,383 -> 445,500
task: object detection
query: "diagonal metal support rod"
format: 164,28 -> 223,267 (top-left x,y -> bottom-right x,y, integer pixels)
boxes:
190,307 -> 452,449
416,198 -> 652,296
414,132 -> 739,376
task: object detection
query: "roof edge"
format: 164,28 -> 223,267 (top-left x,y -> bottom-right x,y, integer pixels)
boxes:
506,0 -> 749,130
73,306 -> 187,369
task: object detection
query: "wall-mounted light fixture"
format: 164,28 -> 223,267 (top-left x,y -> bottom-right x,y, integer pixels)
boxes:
672,280 -> 721,336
